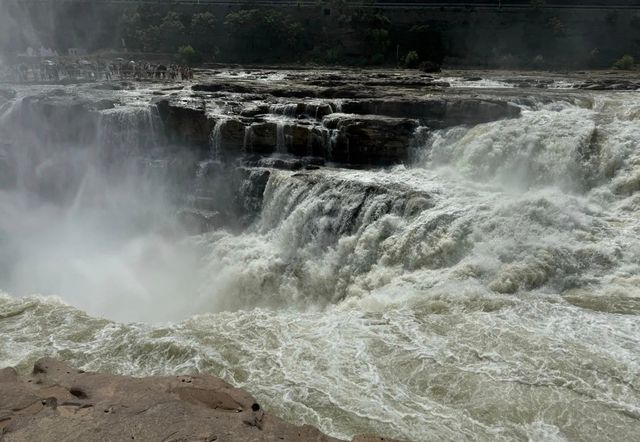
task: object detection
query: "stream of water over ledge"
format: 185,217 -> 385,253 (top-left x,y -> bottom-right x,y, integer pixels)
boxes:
0,69 -> 639,441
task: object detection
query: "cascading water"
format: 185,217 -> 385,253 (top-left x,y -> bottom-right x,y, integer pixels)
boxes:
1,84 -> 639,442
0,91 -> 204,322
209,118 -> 226,160
275,120 -> 287,153
269,103 -> 299,154
97,105 -> 163,152
243,124 -> 254,152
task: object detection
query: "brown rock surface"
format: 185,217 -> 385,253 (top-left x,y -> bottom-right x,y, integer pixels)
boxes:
0,359 -> 402,442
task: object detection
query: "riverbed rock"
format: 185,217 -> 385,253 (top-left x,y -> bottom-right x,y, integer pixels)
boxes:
16,93 -> 100,144
0,358 -> 354,441
340,98 -> 520,128
0,88 -> 16,100
323,114 -> 420,165
0,359 -> 403,442
215,117 -> 246,157
177,209 -> 224,234
247,121 -> 277,154
156,97 -> 212,148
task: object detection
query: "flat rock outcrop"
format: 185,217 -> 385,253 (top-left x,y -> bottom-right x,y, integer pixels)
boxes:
340,98 -> 520,128
323,114 -> 420,165
0,359 -> 400,442
3,69 -> 529,167
5,93 -> 110,145
156,96 -> 213,148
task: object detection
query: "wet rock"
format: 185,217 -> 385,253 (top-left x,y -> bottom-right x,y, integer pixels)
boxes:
1,358 -> 352,442
91,83 -> 125,91
246,156 -> 305,171
418,61 -> 442,73
247,122 -> 277,154
240,103 -> 270,117
215,118 -> 246,157
177,209 -> 223,234
156,97 -> 212,148
353,436 -> 402,442
284,122 -> 314,156
94,99 -> 117,110
0,88 -> 16,100
16,93 -> 100,144
323,114 -> 419,165
341,98 -> 520,128
192,83 -> 255,94
233,167 -> 271,223
578,79 -> 640,91
437,98 -> 521,128
318,86 -> 375,99
0,145 -> 16,189
269,88 -> 317,98
242,155 -> 324,171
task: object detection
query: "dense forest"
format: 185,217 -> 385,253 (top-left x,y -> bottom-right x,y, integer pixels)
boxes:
1,0 -> 638,69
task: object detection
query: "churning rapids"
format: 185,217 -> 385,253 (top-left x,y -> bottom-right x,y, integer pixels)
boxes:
0,73 -> 639,441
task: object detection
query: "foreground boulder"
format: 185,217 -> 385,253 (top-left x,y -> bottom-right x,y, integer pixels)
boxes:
0,359 -> 399,442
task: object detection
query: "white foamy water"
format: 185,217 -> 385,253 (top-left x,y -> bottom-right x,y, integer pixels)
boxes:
0,88 -> 639,441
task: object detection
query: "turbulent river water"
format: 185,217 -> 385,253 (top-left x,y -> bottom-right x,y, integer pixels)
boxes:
0,81 -> 639,441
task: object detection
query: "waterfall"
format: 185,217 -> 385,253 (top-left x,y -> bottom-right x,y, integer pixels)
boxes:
268,103 -> 298,155
415,101 -> 602,191
97,105 -> 163,153
275,120 -> 287,154
2,81 -> 640,442
209,118 -> 226,160
243,125 -> 254,152
269,103 -> 298,117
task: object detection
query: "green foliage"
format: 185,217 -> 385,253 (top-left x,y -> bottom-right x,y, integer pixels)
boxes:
547,17 -> 566,37
158,12 -> 186,52
405,24 -> 445,65
370,53 -> 385,65
121,10 -> 141,50
224,9 -> 304,62
190,12 -> 216,53
529,0 -> 545,9
323,47 -> 342,64
404,50 -> 419,68
177,45 -> 201,65
613,54 -> 635,70
368,28 -> 390,56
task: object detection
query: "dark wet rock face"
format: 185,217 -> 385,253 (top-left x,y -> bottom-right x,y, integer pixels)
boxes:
7,70 -> 524,169
323,114 -> 420,165
340,98 -> 520,128
150,72 -> 521,167
156,97 -> 213,149
0,69 -> 531,235
11,94 -> 102,145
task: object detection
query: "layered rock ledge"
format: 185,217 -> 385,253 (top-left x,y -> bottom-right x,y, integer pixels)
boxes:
0,359 -> 398,442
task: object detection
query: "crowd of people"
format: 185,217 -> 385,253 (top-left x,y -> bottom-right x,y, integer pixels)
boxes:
0,59 -> 195,83
118,62 -> 194,81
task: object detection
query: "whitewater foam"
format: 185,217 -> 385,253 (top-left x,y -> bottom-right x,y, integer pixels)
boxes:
0,87 -> 639,441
